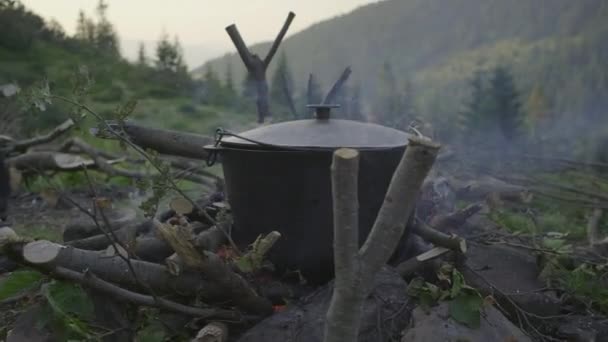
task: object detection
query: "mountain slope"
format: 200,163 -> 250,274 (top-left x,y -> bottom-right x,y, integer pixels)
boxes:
198,0 -> 608,121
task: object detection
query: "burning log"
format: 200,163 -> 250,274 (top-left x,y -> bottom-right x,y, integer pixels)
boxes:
225,12 -> 296,123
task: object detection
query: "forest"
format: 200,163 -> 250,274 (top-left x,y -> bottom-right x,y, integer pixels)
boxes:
1,0 -> 608,341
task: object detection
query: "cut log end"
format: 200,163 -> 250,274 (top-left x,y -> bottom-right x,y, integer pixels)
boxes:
407,136 -> 442,150
170,197 -> 194,215
334,148 -> 359,160
23,240 -> 64,264
459,239 -> 468,254
0,227 -> 18,246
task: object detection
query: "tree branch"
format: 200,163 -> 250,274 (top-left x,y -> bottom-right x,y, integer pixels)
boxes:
10,119 -> 74,152
10,239 -> 224,299
359,137 -> 440,274
396,246 -> 450,277
263,12 -> 296,68
225,25 -> 253,70
51,267 -> 246,321
156,221 -> 273,316
324,148 -> 363,342
322,67 -> 352,104
61,137 -> 145,178
413,220 -> 467,254
280,70 -> 298,118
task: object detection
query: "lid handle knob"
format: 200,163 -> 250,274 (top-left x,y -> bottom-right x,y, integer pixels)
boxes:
306,104 -> 340,120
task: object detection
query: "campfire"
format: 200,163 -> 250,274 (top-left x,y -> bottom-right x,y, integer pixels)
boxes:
1,9 -> 608,342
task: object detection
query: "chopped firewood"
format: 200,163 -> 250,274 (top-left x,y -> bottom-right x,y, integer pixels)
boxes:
156,220 -> 273,316
412,220 -> 467,254
0,226 -> 17,246
234,231 -> 281,273
396,247 -> 451,277
166,253 -> 182,276
428,203 -> 483,231
51,267 -> 244,321
170,196 -> 194,215
192,321 -> 228,342
194,226 -> 227,252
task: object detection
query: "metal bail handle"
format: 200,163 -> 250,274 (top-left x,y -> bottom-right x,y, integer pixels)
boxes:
307,104 -> 340,120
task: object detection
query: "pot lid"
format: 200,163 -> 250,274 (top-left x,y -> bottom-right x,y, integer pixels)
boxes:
219,104 -> 411,150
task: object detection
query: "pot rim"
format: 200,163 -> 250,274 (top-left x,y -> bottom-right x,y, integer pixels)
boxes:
203,143 -> 407,153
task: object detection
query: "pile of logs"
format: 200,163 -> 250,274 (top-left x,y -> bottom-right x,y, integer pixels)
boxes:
0,118 -> 223,213
0,129 -> 492,341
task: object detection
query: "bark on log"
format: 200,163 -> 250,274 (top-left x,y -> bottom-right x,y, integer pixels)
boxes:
324,148 -> 363,342
63,209 -> 139,242
428,203 -> 482,231
51,267 -> 245,321
59,137 -> 145,178
157,222 -> 273,316
13,240 -> 223,299
359,137 -> 440,274
65,220 -> 153,250
396,247 -> 450,277
92,122 -> 214,160
412,220 -> 467,254
7,152 -> 107,172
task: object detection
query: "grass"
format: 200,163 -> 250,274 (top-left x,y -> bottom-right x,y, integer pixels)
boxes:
11,223 -> 63,242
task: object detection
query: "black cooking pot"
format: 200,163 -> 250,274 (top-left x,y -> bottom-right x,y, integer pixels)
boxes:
204,105 -> 412,285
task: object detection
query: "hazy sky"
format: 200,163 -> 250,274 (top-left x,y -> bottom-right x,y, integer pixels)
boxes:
21,0 -> 377,67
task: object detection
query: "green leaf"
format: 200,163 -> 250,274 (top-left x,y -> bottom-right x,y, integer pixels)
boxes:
43,281 -> 94,320
117,98 -> 138,120
450,269 -> 465,298
41,281 -> 95,339
406,277 -> 426,298
0,270 -> 45,300
449,291 -> 483,329
136,321 -> 167,342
